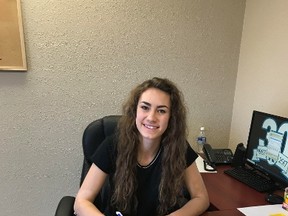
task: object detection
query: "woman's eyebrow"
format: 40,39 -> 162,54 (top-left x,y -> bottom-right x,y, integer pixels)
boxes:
140,101 -> 151,106
140,101 -> 169,109
158,105 -> 169,109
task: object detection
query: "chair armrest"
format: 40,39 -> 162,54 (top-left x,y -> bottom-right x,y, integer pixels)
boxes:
55,196 -> 75,216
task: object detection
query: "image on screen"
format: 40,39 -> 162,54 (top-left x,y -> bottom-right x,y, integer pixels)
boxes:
246,110 -> 288,187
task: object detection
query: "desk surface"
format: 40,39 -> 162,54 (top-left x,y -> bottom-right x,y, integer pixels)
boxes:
200,209 -> 244,216
201,164 -> 282,211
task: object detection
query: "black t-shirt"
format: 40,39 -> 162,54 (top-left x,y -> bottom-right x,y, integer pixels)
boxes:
92,135 -> 198,216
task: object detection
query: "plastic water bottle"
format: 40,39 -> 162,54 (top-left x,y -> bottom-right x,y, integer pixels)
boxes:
197,127 -> 206,153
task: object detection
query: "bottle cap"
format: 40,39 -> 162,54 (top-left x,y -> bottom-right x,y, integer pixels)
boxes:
200,127 -> 205,131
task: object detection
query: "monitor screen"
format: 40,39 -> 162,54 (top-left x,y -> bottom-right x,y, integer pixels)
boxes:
246,110 -> 288,188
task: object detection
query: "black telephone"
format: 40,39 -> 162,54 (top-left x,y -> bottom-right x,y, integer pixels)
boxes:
202,143 -> 234,166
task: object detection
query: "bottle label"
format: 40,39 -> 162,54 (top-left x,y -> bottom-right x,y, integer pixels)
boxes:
197,136 -> 206,144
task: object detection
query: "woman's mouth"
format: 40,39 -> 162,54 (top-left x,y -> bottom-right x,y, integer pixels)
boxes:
143,124 -> 159,130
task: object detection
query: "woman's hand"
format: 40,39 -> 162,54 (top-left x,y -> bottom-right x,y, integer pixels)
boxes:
74,164 -> 108,216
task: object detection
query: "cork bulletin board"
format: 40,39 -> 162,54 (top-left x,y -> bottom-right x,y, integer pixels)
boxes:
0,0 -> 27,71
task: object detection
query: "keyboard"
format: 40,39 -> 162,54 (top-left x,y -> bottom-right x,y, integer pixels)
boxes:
224,166 -> 276,192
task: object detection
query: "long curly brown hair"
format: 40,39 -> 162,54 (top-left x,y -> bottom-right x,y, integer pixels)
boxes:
111,77 -> 188,215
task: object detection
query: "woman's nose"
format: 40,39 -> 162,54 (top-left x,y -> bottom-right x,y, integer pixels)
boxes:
147,110 -> 157,122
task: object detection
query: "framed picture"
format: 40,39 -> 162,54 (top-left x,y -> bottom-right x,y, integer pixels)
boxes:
0,0 -> 27,71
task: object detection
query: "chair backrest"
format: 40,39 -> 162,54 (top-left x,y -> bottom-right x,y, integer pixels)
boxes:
80,115 -> 121,185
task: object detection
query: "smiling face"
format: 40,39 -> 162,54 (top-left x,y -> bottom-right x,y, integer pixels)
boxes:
136,88 -> 171,143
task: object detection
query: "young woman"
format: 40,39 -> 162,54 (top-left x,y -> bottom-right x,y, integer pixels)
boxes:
74,77 -> 209,216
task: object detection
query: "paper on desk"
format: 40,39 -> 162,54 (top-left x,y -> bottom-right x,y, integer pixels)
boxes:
196,156 -> 217,173
238,204 -> 288,216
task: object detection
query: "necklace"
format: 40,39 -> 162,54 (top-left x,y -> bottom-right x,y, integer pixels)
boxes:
137,146 -> 162,169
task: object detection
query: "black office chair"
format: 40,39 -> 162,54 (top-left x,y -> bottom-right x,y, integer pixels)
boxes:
54,115 -> 121,216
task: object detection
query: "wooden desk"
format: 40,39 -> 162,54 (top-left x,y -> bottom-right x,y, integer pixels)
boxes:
200,209 -> 244,216
201,164 -> 273,210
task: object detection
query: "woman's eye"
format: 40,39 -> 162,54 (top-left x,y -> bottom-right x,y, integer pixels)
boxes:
158,109 -> 166,114
141,105 -> 149,111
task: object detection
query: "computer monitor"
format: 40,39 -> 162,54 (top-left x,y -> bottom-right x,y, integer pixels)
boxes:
246,110 -> 288,189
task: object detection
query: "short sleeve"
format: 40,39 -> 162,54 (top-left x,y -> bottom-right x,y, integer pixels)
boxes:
186,143 -> 198,167
91,135 -> 116,174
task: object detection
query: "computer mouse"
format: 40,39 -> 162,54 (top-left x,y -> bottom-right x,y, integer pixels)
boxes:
265,193 -> 283,204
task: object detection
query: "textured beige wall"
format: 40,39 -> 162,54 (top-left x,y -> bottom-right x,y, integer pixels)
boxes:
0,1 -> 245,215
229,0 -> 288,151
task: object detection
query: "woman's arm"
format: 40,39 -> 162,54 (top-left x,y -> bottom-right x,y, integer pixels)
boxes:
168,162 -> 210,216
74,163 -> 108,216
